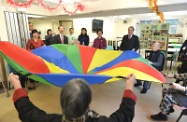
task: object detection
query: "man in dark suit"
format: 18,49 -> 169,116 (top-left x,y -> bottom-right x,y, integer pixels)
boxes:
50,25 -> 68,45
120,26 -> 139,51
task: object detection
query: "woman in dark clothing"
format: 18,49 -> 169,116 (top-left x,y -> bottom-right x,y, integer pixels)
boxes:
44,29 -> 54,46
78,28 -> 90,46
151,73 -> 187,121
9,73 -> 137,122
176,40 -> 187,83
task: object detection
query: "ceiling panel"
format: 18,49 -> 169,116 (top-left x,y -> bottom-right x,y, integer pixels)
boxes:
44,3 -> 187,20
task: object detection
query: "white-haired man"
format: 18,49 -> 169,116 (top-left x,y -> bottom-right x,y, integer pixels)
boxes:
134,42 -> 165,93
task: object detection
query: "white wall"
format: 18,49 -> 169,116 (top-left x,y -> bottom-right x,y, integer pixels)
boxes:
176,24 -> 183,34
29,19 -> 54,39
73,17 -> 117,44
115,18 -> 139,38
0,1 -> 8,41
183,26 -> 187,40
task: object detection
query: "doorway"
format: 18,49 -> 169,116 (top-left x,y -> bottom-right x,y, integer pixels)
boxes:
59,20 -> 73,35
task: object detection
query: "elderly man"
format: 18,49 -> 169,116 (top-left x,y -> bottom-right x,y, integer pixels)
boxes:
134,42 -> 165,93
9,73 -> 137,122
120,26 -> 140,51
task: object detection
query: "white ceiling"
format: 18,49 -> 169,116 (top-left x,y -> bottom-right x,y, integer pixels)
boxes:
75,0 -> 187,13
14,0 -> 187,13
11,0 -> 187,22
129,11 -> 187,20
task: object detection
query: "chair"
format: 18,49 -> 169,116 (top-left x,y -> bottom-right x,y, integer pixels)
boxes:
106,46 -> 113,50
167,51 -> 178,71
176,109 -> 187,122
0,74 -> 10,97
171,51 -> 178,71
160,51 -> 167,71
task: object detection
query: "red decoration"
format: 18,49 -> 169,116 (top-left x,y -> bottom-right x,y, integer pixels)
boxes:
6,0 -> 34,8
6,0 -> 84,15
37,0 -> 62,11
63,3 -> 84,15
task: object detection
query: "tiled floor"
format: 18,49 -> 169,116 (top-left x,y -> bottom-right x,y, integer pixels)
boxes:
0,77 -> 186,122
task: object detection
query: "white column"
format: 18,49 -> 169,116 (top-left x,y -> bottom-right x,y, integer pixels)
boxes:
0,1 -> 8,41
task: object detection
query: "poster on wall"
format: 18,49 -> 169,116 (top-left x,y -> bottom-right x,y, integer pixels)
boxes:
140,23 -> 170,51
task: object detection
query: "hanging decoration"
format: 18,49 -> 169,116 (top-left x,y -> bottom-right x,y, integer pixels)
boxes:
37,0 -> 62,11
6,0 -> 84,15
63,3 -> 84,15
6,0 -> 34,8
148,0 -> 164,23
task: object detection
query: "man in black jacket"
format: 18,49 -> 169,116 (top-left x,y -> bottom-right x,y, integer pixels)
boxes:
176,39 -> 187,83
9,73 -> 137,122
50,25 -> 68,45
44,29 -> 54,46
120,26 -> 140,51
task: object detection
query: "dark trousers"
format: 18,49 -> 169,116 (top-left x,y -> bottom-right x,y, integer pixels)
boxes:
8,66 -> 27,88
176,67 -> 187,83
17,74 -> 27,88
29,79 -> 35,83
137,80 -> 151,90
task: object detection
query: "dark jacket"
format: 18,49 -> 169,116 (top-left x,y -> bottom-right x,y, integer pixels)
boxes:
14,89 -> 136,122
44,34 -> 53,46
50,34 -> 68,45
149,50 -> 164,71
78,34 -> 89,46
178,40 -> 187,70
120,35 -> 139,51
93,37 -> 107,49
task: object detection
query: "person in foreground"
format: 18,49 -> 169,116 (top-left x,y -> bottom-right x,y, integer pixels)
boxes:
9,73 -> 137,122
150,73 -> 187,121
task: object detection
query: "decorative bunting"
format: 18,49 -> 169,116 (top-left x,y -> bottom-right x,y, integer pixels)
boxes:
37,0 -> 62,11
6,0 -> 34,8
63,3 -> 84,15
148,0 -> 164,23
6,0 -> 84,15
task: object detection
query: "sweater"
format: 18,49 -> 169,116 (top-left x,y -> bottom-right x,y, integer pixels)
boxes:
148,50 -> 164,71
78,35 -> 90,46
26,39 -> 44,51
13,88 -> 137,122
92,37 -> 107,49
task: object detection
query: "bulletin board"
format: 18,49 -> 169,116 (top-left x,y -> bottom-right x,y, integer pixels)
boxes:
140,23 -> 170,51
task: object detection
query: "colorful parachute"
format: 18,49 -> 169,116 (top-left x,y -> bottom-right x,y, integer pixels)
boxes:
0,41 -> 165,87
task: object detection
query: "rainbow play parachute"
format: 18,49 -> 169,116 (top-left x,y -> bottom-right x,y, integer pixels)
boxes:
0,41 -> 165,87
